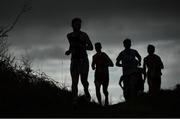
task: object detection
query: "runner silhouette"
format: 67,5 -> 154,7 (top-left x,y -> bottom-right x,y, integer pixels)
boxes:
143,44 -> 164,96
116,39 -> 141,101
92,42 -> 114,106
65,18 -> 93,101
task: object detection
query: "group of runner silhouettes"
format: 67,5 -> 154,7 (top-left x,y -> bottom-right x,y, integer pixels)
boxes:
65,18 -> 164,106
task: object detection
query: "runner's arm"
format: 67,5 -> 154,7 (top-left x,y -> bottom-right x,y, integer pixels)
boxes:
85,34 -> 93,51
143,59 -> 147,81
116,53 -> 122,67
65,34 -> 72,55
135,50 -> 142,66
119,76 -> 124,90
104,53 -> 114,67
91,56 -> 96,70
159,57 -> 164,69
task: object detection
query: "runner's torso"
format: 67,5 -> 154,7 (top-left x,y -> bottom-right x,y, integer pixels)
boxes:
67,31 -> 88,60
119,49 -> 139,75
93,52 -> 109,73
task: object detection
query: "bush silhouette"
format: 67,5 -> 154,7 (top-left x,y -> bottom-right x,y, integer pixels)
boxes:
0,54 -> 180,118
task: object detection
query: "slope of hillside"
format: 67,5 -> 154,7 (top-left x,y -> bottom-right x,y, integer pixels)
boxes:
0,59 -> 180,117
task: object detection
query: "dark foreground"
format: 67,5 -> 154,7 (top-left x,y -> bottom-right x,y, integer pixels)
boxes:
0,60 -> 180,117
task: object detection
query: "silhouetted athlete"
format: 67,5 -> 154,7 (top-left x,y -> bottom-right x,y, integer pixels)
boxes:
119,67 -> 144,95
92,42 -> 114,106
65,18 -> 93,101
143,44 -> 164,96
116,39 -> 141,101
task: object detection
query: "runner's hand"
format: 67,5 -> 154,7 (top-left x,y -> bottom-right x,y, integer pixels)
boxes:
92,66 -> 95,70
65,50 -> 71,55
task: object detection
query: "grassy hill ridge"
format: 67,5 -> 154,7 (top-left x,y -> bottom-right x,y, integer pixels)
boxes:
0,57 -> 180,117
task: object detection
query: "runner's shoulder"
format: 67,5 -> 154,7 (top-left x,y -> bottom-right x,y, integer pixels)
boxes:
80,31 -> 88,37
101,52 -> 108,57
131,49 -> 138,53
67,32 -> 73,38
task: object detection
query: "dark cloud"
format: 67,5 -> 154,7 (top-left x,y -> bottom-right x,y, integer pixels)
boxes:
0,0 -> 178,48
0,0 -> 179,62
1,0 -> 179,26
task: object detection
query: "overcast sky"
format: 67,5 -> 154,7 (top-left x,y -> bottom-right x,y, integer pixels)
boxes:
0,0 -> 180,103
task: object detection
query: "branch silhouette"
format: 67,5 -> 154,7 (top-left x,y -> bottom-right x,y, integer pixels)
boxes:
0,1 -> 32,38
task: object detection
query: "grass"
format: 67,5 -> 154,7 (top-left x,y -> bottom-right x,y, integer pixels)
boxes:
0,56 -> 180,117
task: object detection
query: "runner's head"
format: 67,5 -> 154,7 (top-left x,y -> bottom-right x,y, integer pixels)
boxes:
71,17 -> 81,32
95,42 -> 102,53
147,44 -> 155,55
123,38 -> 131,49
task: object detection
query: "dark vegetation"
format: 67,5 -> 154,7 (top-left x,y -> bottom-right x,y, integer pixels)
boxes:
0,54 -> 180,118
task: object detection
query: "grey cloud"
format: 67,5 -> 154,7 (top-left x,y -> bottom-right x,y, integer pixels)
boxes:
0,0 -> 179,48
1,0 -> 179,26
86,18 -> 180,46
8,27 -> 68,48
28,46 -> 67,60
